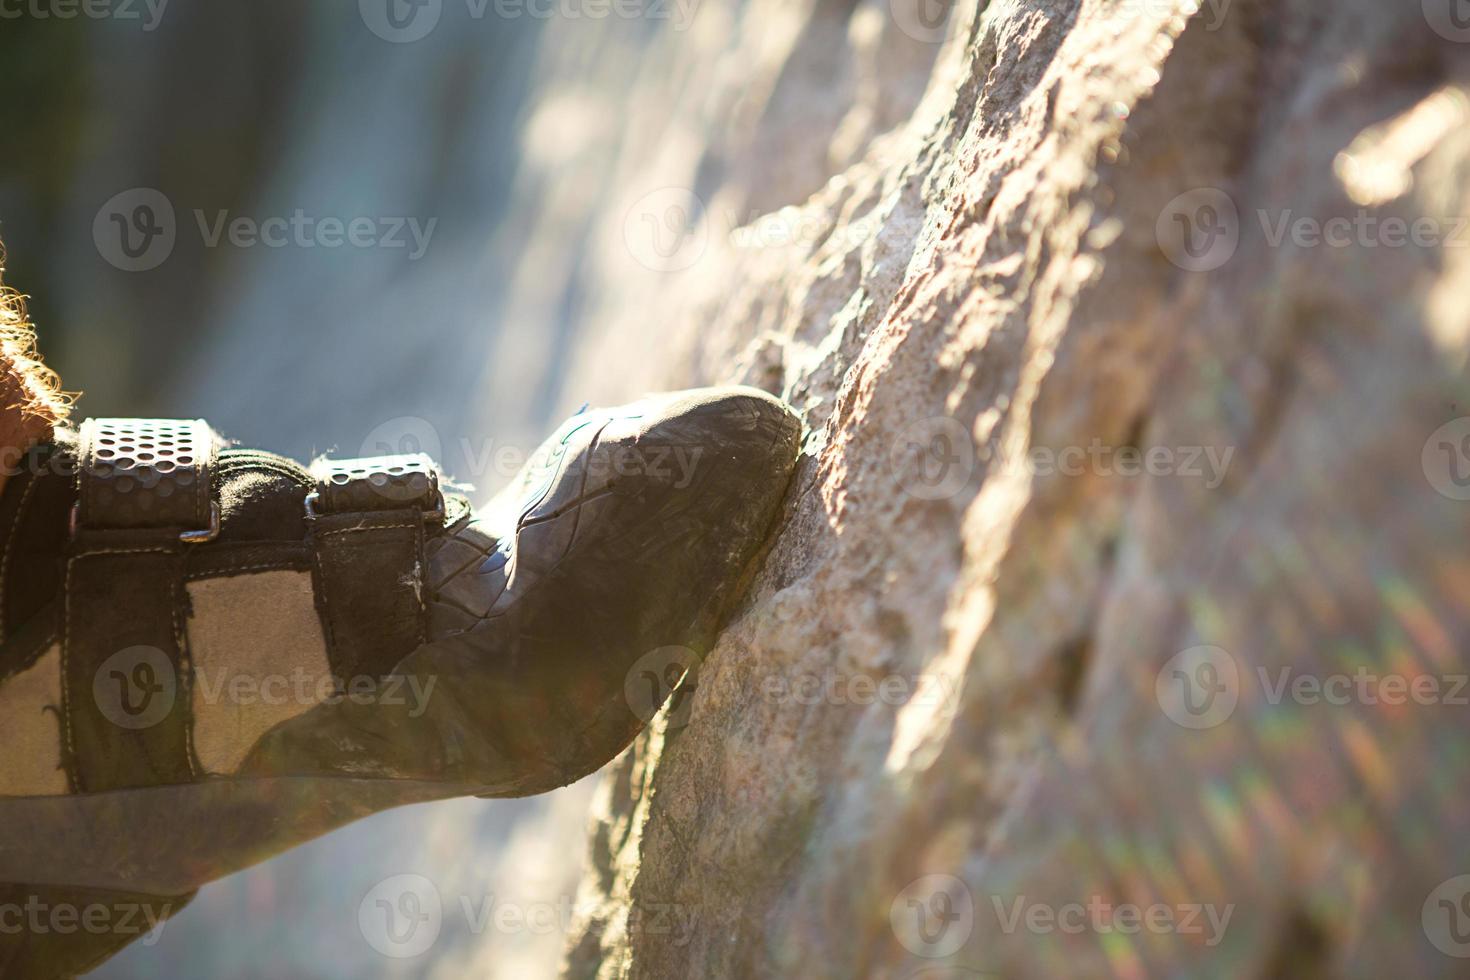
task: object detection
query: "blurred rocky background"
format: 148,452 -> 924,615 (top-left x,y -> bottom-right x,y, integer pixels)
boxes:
7,0 -> 1470,976
1,3 -> 589,977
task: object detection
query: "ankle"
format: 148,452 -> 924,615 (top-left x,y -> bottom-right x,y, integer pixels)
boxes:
0,271 -> 68,494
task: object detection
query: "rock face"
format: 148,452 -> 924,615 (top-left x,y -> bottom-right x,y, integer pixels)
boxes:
499,0 -> 1470,975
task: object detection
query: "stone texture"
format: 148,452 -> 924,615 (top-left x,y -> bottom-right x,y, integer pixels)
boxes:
491,0 -> 1470,976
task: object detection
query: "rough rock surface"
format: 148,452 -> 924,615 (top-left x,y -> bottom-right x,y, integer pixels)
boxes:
492,0 -> 1470,976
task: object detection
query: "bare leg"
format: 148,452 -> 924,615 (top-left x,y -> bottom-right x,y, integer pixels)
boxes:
0,248 -> 68,493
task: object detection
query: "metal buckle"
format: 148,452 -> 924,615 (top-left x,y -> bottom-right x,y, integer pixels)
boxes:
69,501 -> 221,544
179,503 -> 222,544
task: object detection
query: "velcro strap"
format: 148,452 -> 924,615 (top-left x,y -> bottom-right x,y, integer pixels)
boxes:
63,419 -> 219,793
306,455 -> 440,679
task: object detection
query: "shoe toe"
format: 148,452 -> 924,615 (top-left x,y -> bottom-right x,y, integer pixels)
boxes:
413,386 -> 802,791
599,385 -> 802,497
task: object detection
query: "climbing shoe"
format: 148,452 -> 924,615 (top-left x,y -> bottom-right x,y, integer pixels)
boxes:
0,385 -> 801,977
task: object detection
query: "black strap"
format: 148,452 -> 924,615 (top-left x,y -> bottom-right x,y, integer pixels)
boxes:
306,453 -> 441,679
61,418 -> 219,793
0,440 -> 72,654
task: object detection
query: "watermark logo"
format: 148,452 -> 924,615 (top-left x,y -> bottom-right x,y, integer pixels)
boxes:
361,0 -> 699,39
728,208 -> 879,253
889,416 -> 975,501
0,0 -> 169,30
1423,418 -> 1470,500
1104,0 -> 1233,31
624,188 -> 708,272
1031,441 -> 1234,488
94,190 -> 437,271
193,667 -> 437,717
624,646 -> 700,728
1159,189 -> 1470,272
1424,0 -> 1470,43
343,416 -> 706,497
356,876 -> 697,954
1424,875 -> 1470,957
991,895 -> 1232,945
345,416 -> 448,505
360,0 -> 443,41
194,210 -> 436,259
760,670 -> 960,711
1155,645 -> 1239,729
1258,666 -> 1468,708
891,874 -> 975,959
1157,188 -> 1239,272
359,873 -> 443,958
93,645 -> 176,730
359,416 -> 446,463
889,0 -> 952,43
0,896 -> 172,944
1259,210 -> 1470,251
94,188 -> 176,272
887,417 -> 1234,500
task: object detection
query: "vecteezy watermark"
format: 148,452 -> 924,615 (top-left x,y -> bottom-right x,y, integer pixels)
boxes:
624,646 -> 701,729
93,188 -> 177,273
887,0 -> 954,43
194,210 -> 436,260
359,0 -> 699,43
93,188 -> 437,271
1424,0 -> 1470,43
1423,417 -> 1470,500
726,207 -> 880,254
1102,0 -> 1233,31
1257,666 -> 1470,708
0,896 -> 172,944
1257,210 -> 1470,251
1424,874 -> 1470,957
891,875 -> 975,959
93,647 -> 437,730
1030,441 -> 1234,487
359,874 -> 442,959
1158,187 -> 1470,272
890,416 -> 976,501
887,416 -> 1235,501
358,874 -> 697,958
1157,644 -> 1470,729
759,670 -> 961,711
0,0 -> 168,30
358,0 -> 443,41
624,187 -> 708,273
621,189 -> 885,273
359,416 -> 446,466
93,646 -> 178,730
1155,645 -> 1240,730
1156,188 -> 1241,272
354,415 -> 706,490
990,895 -> 1234,946
193,666 -> 438,718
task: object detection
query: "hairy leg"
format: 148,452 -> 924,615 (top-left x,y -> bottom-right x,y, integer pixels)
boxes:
0,248 -> 69,494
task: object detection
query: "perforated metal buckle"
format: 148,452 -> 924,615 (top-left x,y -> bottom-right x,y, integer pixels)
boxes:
72,418 -> 221,542
304,453 -> 445,523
